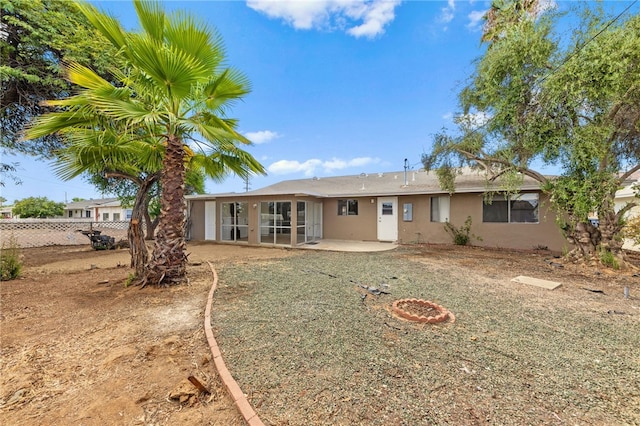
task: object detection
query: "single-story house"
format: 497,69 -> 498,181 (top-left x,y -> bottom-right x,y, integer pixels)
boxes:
615,171 -> 640,219
64,198 -> 132,222
0,204 -> 15,219
186,168 -> 568,252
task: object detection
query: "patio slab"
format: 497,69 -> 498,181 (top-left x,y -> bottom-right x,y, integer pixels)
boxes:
511,275 -> 562,290
298,239 -> 398,253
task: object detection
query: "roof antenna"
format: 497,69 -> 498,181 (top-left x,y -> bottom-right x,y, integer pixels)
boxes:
404,158 -> 409,186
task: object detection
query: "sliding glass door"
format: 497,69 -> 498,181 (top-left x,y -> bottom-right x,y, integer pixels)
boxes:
259,201 -> 291,245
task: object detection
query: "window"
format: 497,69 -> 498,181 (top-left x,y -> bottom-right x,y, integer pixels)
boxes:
68,211 -> 73,218
430,196 -> 450,223
125,210 -> 133,220
85,211 -> 91,218
403,203 -> 413,221
338,199 -> 358,216
102,212 -> 109,221
113,213 -> 120,221
483,193 -> 538,223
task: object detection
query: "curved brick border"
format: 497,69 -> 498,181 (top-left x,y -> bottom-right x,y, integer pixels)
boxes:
392,299 -> 456,324
205,262 -> 265,426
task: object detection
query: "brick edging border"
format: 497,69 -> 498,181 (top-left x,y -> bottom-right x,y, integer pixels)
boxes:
205,262 -> 265,426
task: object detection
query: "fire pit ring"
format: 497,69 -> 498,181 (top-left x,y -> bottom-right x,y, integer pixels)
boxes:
392,299 -> 455,324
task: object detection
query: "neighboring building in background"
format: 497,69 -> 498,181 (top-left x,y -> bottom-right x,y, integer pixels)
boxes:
0,205 -> 15,219
64,198 -> 132,221
615,171 -> 640,220
186,168 -> 568,252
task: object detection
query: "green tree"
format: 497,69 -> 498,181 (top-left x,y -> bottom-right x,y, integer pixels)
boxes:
13,196 -> 64,218
423,2 -> 640,267
0,0 -> 114,159
27,0 -> 266,285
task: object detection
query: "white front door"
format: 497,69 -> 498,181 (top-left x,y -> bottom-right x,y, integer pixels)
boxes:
377,197 -> 398,241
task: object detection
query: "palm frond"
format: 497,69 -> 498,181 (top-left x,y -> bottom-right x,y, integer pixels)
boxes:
76,1 -> 128,51
133,0 -> 165,42
165,10 -> 225,72
203,68 -> 251,112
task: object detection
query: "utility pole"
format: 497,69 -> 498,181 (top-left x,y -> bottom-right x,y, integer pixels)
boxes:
244,175 -> 251,192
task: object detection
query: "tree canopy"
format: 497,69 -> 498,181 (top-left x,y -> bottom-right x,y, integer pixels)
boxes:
13,196 -> 64,218
0,0 -> 114,156
422,1 -> 640,267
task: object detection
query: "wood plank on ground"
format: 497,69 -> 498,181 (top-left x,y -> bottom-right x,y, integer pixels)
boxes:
511,275 -> 562,290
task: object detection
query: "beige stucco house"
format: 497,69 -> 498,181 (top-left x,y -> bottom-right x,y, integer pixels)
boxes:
186,169 -> 568,252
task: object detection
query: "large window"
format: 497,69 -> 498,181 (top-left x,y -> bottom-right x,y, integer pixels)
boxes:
483,193 -> 539,223
430,196 -> 450,223
338,199 -> 358,216
222,202 -> 249,242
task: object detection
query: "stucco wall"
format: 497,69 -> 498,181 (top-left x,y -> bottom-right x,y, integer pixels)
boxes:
396,192 -> 566,252
322,197 -> 377,241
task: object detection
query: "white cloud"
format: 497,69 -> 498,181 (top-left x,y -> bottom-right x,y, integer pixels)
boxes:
246,0 -> 402,39
438,0 -> 455,25
457,111 -> 491,129
267,156 -> 380,176
245,130 -> 280,144
466,9 -> 486,31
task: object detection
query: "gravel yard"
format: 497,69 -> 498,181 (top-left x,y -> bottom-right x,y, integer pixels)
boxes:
213,247 -> 640,425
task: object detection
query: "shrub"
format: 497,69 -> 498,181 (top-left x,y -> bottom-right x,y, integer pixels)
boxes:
1,235 -> 22,280
599,248 -> 620,270
444,216 -> 482,246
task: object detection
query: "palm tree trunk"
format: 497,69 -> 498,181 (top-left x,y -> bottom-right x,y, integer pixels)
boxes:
142,135 -> 188,286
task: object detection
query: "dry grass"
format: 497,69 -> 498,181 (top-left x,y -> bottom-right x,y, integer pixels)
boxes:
212,248 -> 640,426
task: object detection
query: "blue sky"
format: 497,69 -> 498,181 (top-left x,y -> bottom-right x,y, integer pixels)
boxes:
2,0 -> 637,204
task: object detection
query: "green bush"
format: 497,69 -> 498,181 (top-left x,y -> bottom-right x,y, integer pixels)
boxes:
599,248 -> 620,270
1,235 -> 22,280
444,216 -> 482,246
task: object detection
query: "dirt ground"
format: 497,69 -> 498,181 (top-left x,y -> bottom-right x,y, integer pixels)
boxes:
1,242 -> 638,425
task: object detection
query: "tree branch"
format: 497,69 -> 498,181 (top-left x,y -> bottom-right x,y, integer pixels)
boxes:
455,148 -> 549,185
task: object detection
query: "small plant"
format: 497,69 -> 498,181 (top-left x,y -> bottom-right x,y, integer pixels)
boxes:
599,248 -> 620,270
1,235 -> 23,281
444,216 -> 482,246
124,273 -> 136,287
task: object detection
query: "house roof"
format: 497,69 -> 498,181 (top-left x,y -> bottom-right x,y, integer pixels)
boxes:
188,168 -> 547,200
64,198 -> 121,209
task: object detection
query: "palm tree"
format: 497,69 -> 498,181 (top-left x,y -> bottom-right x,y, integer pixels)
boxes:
27,0 -> 265,285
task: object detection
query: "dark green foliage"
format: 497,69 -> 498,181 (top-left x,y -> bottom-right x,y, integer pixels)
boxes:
0,0 -> 114,157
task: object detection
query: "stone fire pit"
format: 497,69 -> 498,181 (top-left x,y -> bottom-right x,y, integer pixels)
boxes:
392,299 -> 455,324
